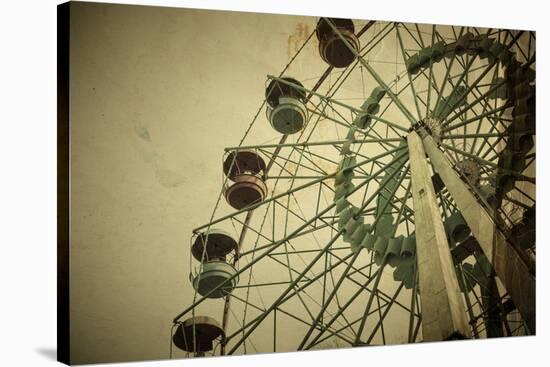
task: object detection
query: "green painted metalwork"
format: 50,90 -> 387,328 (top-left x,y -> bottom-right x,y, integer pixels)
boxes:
173,20 -> 535,357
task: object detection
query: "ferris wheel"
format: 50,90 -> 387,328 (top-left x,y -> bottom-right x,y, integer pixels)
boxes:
170,17 -> 536,357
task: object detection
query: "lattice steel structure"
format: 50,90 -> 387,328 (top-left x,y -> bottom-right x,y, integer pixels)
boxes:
170,18 -> 536,358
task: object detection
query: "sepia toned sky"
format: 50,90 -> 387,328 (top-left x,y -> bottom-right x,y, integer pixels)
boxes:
68,2 -> 534,364
69,3 -> 333,363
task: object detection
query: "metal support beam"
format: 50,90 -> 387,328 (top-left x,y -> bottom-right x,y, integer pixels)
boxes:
325,20 -> 417,126
408,131 -> 471,341
421,131 -> 535,334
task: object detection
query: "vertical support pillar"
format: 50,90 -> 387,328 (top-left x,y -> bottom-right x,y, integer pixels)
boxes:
408,131 -> 471,341
421,132 -> 535,334
481,272 -> 504,337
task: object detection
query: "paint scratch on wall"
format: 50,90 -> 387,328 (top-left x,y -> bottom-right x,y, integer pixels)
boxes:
135,125 -> 152,142
132,124 -> 187,188
287,22 -> 311,58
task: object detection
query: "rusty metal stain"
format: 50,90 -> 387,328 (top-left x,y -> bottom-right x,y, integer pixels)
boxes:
287,23 -> 311,57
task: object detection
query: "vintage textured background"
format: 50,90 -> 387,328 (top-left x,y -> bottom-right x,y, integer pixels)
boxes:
69,2 -> 534,364
0,1 -> 546,367
70,3 -> 327,363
